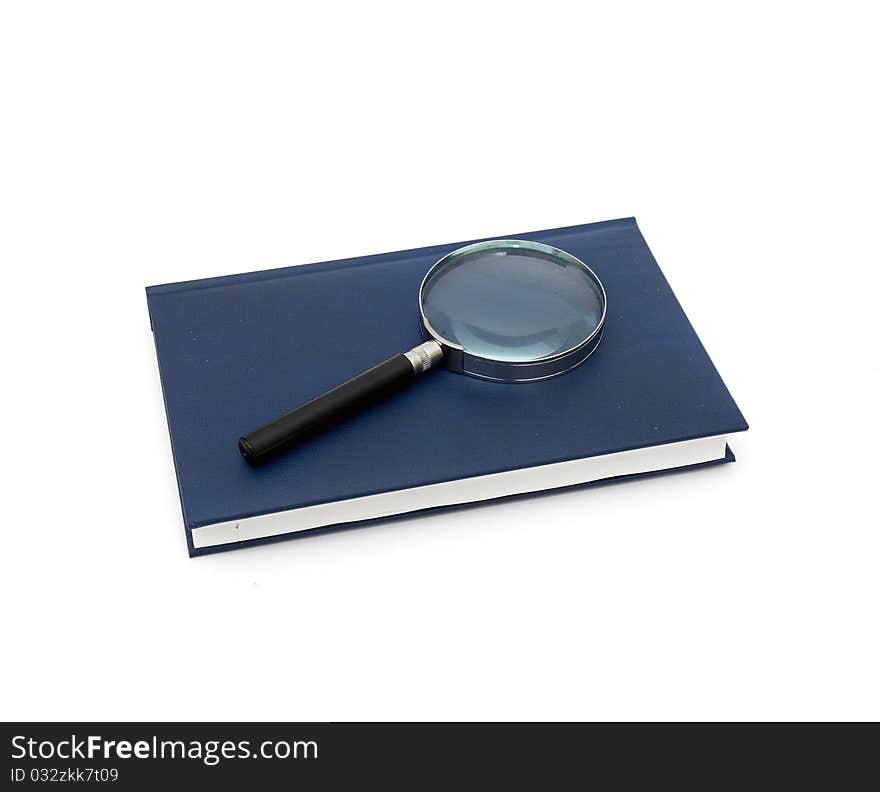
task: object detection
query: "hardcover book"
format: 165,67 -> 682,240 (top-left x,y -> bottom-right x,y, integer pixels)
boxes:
147,218 -> 748,556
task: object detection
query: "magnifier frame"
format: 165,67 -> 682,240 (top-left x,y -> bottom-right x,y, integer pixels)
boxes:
418,239 -> 607,383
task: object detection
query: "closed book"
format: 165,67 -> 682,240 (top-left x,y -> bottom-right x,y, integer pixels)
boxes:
147,217 -> 748,556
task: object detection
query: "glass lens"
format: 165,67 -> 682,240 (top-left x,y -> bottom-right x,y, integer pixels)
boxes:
420,241 -> 604,363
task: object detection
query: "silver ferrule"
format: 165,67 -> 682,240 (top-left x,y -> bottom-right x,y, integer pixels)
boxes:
403,340 -> 444,375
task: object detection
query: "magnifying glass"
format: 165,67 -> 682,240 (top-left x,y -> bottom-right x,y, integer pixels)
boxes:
239,239 -> 607,464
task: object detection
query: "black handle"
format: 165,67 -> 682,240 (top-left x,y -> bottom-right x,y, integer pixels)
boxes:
239,353 -> 421,465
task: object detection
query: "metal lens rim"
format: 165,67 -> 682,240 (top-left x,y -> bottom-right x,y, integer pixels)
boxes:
418,239 -> 607,383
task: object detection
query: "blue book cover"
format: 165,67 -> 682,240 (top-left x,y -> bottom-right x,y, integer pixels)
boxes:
147,218 -> 747,556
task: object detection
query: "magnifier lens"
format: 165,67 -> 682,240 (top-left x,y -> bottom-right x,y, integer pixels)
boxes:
420,242 -> 605,363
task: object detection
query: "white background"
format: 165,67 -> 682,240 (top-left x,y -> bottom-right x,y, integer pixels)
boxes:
1,1 -> 877,721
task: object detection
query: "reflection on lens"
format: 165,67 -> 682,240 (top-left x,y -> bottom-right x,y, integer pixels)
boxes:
420,243 -> 604,363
